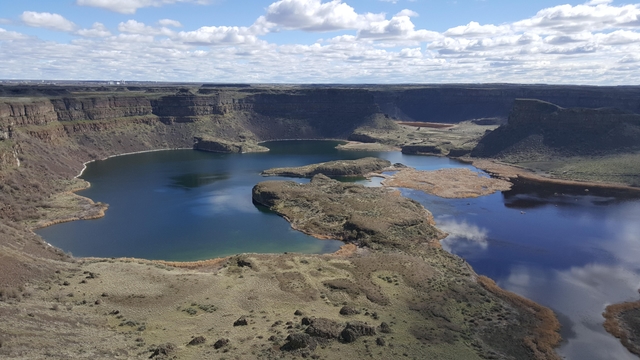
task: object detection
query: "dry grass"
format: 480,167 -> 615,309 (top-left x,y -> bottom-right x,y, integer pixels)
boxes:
603,300 -> 640,356
478,276 -> 561,360
380,167 -> 512,199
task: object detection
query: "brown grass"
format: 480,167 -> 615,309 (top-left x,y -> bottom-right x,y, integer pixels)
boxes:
478,276 -> 561,360
380,167 -> 512,199
471,158 -> 640,193
397,122 -> 454,129
603,300 -> 640,356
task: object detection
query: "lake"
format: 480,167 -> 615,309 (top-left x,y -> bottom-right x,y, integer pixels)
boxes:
36,140 -> 640,360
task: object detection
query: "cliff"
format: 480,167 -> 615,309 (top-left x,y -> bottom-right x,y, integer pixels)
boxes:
374,85 -> 640,123
471,99 -> 640,160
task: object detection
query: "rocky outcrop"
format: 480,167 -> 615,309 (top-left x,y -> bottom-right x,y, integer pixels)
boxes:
252,174 -> 445,249
261,157 -> 391,177
401,144 -> 445,155
193,136 -> 269,153
472,99 -> 640,160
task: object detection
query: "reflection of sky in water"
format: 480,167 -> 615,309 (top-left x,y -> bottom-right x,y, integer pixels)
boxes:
35,142 -> 640,359
403,186 -> 640,360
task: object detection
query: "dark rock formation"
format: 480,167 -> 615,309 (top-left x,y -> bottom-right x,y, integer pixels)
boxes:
401,144 -> 445,155
472,99 -> 640,160
261,157 -> 391,178
149,343 -> 176,358
339,306 -> 360,316
193,136 -> 268,153
233,316 -> 248,326
304,318 -> 343,339
187,336 -> 206,346
213,338 -> 229,349
281,333 -> 317,351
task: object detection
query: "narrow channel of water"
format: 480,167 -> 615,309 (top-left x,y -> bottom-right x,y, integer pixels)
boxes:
35,140 -> 640,359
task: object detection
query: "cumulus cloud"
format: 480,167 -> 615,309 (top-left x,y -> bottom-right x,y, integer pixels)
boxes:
513,2 -> 640,33
2,0 -> 640,84
0,28 -> 29,40
444,21 -> 510,38
177,26 -> 261,45
118,20 -> 176,36
396,9 -> 418,18
358,15 -> 441,42
158,19 -> 183,28
76,0 -> 212,14
20,11 -> 76,32
260,0 -> 385,32
77,22 -> 111,37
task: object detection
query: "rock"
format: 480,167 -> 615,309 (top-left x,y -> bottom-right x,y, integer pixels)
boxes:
149,343 -> 176,358
305,318 -> 343,339
233,316 -> 248,326
294,310 -> 304,316
213,338 -> 229,349
376,337 -> 386,346
341,328 -> 358,343
187,336 -> 206,346
301,317 -> 312,326
339,306 -> 360,316
94,299 -> 101,305
281,333 -> 316,351
379,322 -> 392,334
194,136 -> 268,154
261,157 -> 391,178
344,321 -> 377,337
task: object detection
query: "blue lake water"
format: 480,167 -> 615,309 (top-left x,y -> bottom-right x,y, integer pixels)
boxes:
36,140 -> 640,360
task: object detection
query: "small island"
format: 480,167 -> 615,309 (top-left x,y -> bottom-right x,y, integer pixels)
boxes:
194,136 -> 269,153
261,157 -> 391,178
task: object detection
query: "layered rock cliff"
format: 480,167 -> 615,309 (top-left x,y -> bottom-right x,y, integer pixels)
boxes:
471,99 -> 640,160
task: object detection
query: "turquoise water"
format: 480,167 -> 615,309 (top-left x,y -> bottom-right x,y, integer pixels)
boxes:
35,140 -> 640,359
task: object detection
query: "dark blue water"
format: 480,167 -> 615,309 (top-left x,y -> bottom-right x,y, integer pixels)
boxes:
36,141 -> 640,359
36,141 -> 469,261
403,182 -> 640,360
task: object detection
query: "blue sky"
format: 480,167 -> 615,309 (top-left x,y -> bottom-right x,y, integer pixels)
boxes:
1,0 -> 639,84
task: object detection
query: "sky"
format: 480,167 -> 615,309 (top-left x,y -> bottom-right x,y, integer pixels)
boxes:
1,0 -> 639,84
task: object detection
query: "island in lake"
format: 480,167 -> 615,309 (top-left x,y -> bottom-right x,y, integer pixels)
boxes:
1,84 -> 639,359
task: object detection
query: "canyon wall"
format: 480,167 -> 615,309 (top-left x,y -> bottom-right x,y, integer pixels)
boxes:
471,99 -> 640,159
376,85 -> 640,123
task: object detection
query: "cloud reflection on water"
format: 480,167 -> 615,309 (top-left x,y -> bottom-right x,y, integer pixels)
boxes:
437,216 -> 489,253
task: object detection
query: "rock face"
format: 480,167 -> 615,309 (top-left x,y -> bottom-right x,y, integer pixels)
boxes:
375,85 -> 640,123
472,99 -> 640,160
193,136 -> 269,153
252,174 -> 445,249
261,157 -> 391,177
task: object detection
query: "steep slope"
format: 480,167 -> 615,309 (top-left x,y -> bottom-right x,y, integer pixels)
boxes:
472,99 -> 640,160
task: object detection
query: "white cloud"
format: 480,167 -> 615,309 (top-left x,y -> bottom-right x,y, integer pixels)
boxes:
444,21 -> 510,38
158,19 -> 183,28
261,0 -> 385,32
0,28 -> 29,40
77,22 -> 111,37
118,20 -> 176,37
20,11 -> 76,32
177,26 -> 261,45
396,9 -> 418,18
513,2 -> 640,33
358,15 -> 441,42
76,0 -> 212,14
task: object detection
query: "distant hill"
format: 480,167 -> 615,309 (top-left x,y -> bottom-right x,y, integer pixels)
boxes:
471,99 -> 640,161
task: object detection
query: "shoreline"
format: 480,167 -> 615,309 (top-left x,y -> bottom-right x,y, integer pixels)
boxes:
75,147 -> 192,178
603,300 -> 640,356
466,158 -> 640,193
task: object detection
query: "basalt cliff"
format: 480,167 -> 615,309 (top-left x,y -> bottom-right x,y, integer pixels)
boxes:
1,84 -> 639,359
